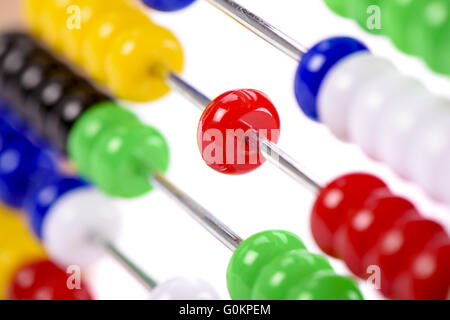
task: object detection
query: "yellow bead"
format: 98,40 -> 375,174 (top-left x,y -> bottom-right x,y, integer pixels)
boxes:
105,24 -> 184,101
0,208 -> 45,300
59,0 -> 130,66
39,0 -> 73,52
22,0 -> 44,36
82,8 -> 153,83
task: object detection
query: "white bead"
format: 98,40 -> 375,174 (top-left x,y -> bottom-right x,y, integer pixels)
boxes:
376,92 -> 438,177
404,100 -> 450,202
42,187 -> 121,268
149,277 -> 219,300
318,53 -> 395,140
348,72 -> 424,158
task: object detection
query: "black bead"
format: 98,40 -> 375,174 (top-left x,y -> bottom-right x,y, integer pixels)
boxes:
44,85 -> 109,151
23,66 -> 82,133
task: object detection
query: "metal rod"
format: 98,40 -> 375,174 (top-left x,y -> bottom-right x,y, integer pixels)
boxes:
205,0 -> 307,61
97,236 -> 158,291
152,172 -> 243,251
167,73 -> 323,193
167,73 -> 211,110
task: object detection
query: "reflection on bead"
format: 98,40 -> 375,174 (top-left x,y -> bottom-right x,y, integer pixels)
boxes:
105,24 -> 184,101
43,186 -> 121,268
198,89 -> 280,175
149,277 -> 219,300
82,10 -> 152,83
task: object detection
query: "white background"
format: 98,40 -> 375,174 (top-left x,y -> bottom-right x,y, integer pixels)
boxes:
85,0 -> 450,300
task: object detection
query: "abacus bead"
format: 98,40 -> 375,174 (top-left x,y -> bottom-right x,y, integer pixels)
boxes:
0,134 -> 55,208
22,0 -> 44,35
349,0 -> 384,34
43,187 -> 121,268
348,73 -> 423,158
8,259 -> 93,300
25,176 -> 88,238
0,208 -> 45,300
251,249 -> 333,300
83,10 -> 152,83
89,123 -> 170,197
198,89 -> 280,175
318,53 -> 395,140
342,194 -> 419,277
149,278 -> 219,300
24,67 -> 80,132
286,271 -> 363,300
294,37 -> 369,121
311,173 -> 388,257
227,230 -> 306,300
105,24 -> 184,101
367,219 -> 448,297
39,0 -> 72,51
44,86 -> 110,151
60,0 -> 130,66
141,0 -> 196,11
391,241 -> 450,300
68,102 -> 139,177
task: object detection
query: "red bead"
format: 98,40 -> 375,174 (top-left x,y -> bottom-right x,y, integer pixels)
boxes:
197,89 -> 280,175
391,240 -> 450,300
342,194 -> 419,277
310,173 -> 388,257
8,259 -> 93,300
368,219 -> 448,298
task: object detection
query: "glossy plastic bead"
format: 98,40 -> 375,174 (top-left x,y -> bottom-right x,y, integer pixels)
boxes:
319,54 -> 396,140
286,270 -> 363,300
227,230 -> 306,300
0,129 -> 55,208
25,175 -> 88,238
105,24 -> 184,101
89,123 -> 170,197
43,186 -> 121,267
0,207 -> 45,300
59,0 -> 130,66
68,102 -> 139,177
294,37 -> 368,121
22,0 -> 45,36
141,0 -> 196,11
8,259 -> 93,300
43,85 -> 109,151
251,249 -> 334,300
311,173 -> 388,257
324,0 -> 450,75
82,10 -> 153,83
197,89 -> 280,175
343,194 -> 419,277
149,277 -> 219,300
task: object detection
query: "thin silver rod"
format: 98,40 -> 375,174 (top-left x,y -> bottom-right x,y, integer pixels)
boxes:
205,0 -> 307,61
167,73 -> 323,193
167,72 -> 211,110
95,236 -> 158,291
246,130 -> 321,194
152,172 -> 243,251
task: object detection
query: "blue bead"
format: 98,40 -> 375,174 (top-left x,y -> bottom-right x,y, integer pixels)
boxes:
141,0 -> 196,11
25,176 -> 88,238
0,130 -> 55,208
294,37 -> 369,121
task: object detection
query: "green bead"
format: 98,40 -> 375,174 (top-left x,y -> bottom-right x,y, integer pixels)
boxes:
324,0 -> 350,17
287,270 -> 363,300
251,249 -> 333,300
227,230 -> 306,300
350,0 -> 384,34
68,101 -> 140,178
420,0 -> 450,73
90,123 -> 170,198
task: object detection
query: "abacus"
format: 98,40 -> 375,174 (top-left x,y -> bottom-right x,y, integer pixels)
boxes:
0,0 -> 449,301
